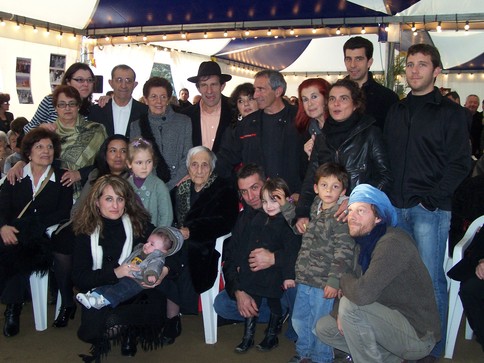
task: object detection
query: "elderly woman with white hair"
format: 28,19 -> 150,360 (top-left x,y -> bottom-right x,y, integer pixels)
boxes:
173,146 -> 239,324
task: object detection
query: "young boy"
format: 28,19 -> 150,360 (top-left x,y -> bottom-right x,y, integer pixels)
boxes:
76,226 -> 183,309
274,162 -> 355,363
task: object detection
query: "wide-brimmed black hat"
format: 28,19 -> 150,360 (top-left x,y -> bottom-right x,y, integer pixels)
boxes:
187,61 -> 232,83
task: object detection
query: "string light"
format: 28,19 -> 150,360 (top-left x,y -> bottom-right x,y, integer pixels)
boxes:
267,28 -> 272,36
33,25 -> 37,33
437,21 -> 442,32
45,24 -> 50,35
244,29 -> 250,36
223,30 -> 228,37
162,33 -> 167,40
465,21 -> 470,31
312,26 -> 317,34
289,28 -> 295,35
411,22 -> 416,32
105,35 -> 110,41
384,24 -> 389,32
142,34 -> 147,41
15,21 -> 20,30
336,27 -> 341,35
361,26 -> 366,34
181,31 -> 187,39
203,32 -> 208,39
58,31 -> 63,39
0,19 -> 5,26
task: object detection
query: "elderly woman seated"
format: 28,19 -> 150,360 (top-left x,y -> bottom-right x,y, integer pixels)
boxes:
174,146 -> 239,318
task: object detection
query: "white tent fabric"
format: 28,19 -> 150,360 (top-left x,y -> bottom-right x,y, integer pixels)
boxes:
429,31 -> 484,69
350,0 -> 389,14
0,0 -> 97,29
397,0 -> 484,16
281,35 -> 385,73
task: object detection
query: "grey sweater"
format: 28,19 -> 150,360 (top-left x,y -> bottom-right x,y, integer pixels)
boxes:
341,227 -> 441,340
130,107 -> 192,190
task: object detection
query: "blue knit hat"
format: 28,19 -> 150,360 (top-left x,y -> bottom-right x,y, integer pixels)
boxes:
348,184 -> 397,227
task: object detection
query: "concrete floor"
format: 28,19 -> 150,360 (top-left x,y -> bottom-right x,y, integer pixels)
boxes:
0,302 -> 482,362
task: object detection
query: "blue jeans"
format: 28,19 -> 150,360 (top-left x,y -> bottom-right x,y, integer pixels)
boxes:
396,205 -> 450,357
213,287 -> 298,341
292,283 -> 334,363
95,277 -> 143,308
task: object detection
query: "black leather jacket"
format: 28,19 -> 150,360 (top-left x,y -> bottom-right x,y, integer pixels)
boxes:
296,113 -> 392,218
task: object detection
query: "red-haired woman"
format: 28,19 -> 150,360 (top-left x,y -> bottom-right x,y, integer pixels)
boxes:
295,78 -> 331,159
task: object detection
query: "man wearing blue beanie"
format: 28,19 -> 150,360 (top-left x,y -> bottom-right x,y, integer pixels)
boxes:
315,184 -> 441,363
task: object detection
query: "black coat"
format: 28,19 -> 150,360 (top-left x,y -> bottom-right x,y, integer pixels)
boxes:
180,95 -> 234,153
296,113 -> 392,218
0,166 -> 73,275
174,176 -> 239,313
89,98 -> 148,138
384,87 -> 472,210
237,213 -> 301,299
216,103 -> 305,193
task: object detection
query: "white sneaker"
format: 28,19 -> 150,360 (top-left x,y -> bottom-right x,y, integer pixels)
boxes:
76,292 -> 109,310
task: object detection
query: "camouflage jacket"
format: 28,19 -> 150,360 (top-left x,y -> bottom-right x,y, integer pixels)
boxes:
281,197 -> 355,289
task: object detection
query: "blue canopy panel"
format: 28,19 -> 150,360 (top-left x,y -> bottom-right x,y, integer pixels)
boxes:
214,37 -> 312,70
448,53 -> 484,72
88,0 -> 387,28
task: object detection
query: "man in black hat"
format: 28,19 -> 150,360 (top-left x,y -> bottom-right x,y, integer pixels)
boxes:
181,61 -> 234,153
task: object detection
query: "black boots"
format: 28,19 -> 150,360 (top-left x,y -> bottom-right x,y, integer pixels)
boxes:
3,303 -> 22,337
163,314 -> 182,345
52,305 -> 77,328
256,313 -> 282,352
234,317 -> 257,353
121,333 -> 138,357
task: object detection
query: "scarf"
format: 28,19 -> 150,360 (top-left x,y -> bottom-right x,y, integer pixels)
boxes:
56,115 -> 107,198
355,222 -> 387,274
323,113 -> 359,150
90,214 -> 133,270
176,172 -> 217,226
138,112 -> 172,183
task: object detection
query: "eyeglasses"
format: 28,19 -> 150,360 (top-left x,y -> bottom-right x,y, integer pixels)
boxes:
71,77 -> 95,84
148,94 -> 168,101
113,77 -> 135,84
56,101 -> 79,109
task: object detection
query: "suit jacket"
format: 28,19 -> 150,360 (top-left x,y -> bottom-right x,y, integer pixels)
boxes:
180,95 -> 234,153
89,98 -> 148,138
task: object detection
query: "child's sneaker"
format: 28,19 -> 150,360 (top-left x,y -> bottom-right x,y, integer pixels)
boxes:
76,292 -> 109,310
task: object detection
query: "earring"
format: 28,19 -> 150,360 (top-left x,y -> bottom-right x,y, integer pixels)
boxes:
237,114 -> 243,121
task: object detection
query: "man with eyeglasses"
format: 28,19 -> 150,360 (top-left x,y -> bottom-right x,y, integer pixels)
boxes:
213,163 -> 297,342
90,64 -> 148,137
181,61 -> 234,153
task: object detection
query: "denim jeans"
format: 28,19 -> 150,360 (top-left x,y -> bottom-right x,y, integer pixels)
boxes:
95,277 -> 143,308
395,205 -> 450,357
213,287 -> 298,341
292,283 -> 334,363
315,297 -> 436,363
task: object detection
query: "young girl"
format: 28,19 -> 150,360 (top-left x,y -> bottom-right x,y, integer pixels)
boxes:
234,178 -> 301,354
127,138 -> 173,227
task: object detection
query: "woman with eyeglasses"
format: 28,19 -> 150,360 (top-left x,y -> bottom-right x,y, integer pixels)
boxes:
0,93 -> 14,133
130,77 -> 192,191
23,63 -> 96,133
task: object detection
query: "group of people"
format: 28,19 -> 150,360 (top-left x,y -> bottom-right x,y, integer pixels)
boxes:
0,34 -> 479,363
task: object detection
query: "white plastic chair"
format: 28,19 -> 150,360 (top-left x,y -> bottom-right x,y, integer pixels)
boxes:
30,272 -> 62,331
444,215 -> 484,359
200,233 -> 231,344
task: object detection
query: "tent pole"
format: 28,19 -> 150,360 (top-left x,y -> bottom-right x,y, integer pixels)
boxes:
386,42 -> 395,90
